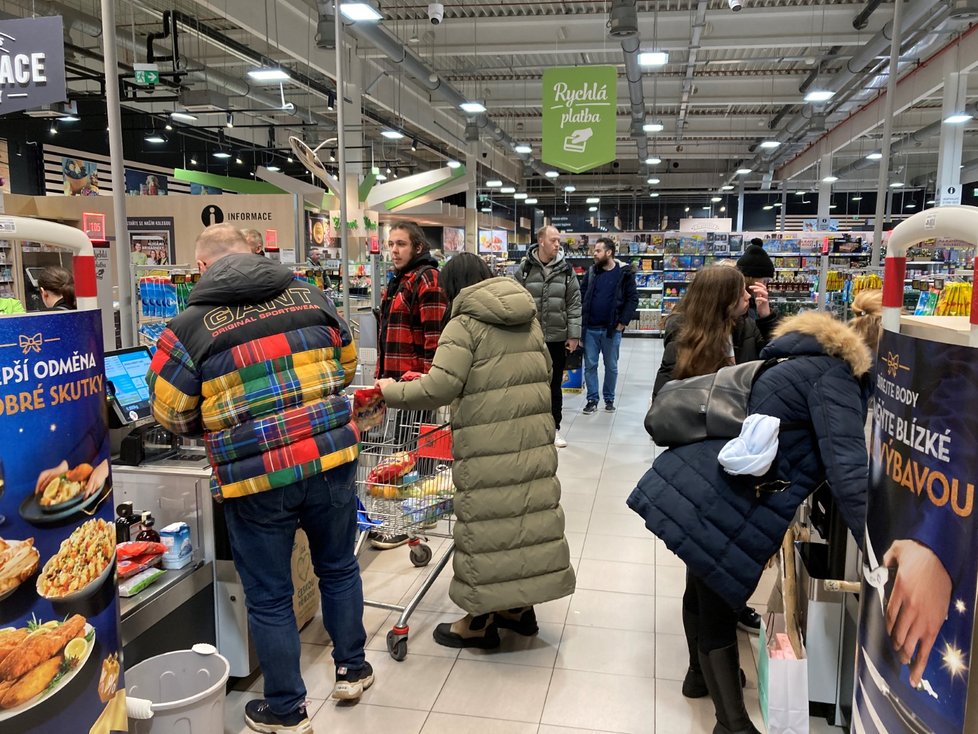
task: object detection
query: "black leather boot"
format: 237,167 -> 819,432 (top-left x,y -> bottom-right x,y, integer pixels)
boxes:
698,644 -> 762,734
682,604 -> 708,698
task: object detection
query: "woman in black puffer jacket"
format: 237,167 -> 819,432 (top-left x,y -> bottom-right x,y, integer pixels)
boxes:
632,309 -> 873,734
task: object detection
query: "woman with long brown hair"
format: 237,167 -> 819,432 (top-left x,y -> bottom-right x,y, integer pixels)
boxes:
652,265 -> 763,733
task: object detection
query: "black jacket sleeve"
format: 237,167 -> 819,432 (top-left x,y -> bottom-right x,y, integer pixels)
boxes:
619,267 -> 639,327
754,311 -> 781,342
807,367 -> 870,544
654,317 -> 681,398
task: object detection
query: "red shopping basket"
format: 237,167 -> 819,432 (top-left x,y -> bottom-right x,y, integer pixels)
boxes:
417,423 -> 453,461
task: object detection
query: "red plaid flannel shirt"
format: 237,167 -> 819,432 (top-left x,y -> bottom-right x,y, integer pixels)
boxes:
377,261 -> 448,378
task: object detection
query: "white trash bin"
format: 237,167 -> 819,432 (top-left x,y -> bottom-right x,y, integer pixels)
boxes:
126,644 -> 230,734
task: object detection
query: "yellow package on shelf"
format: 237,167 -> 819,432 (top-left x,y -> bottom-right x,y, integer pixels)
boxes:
935,282 -> 972,317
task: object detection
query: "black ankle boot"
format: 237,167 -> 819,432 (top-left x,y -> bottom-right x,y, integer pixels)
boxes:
682,605 -> 708,698
698,644 -> 761,734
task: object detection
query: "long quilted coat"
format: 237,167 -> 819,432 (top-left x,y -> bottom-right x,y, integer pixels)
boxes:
381,277 -> 576,614
628,311 -> 872,608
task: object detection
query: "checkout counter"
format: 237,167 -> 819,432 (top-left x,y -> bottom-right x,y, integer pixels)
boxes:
105,347 -> 258,676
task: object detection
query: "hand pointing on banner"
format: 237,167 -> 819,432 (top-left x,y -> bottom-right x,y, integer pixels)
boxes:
563,127 -> 593,154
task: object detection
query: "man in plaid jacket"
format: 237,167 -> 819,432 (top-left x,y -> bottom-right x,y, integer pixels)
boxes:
376,221 -> 448,379
147,224 -> 372,734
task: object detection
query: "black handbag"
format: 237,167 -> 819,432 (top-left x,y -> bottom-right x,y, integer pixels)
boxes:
645,358 -> 792,447
564,345 -> 584,371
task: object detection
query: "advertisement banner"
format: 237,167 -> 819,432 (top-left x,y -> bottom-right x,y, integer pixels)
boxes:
541,65 -> 617,173
63,157 -> 99,197
127,216 -> 175,267
443,227 -> 465,253
0,16 -> 67,116
0,310 -> 125,732
478,229 -> 508,257
124,169 -> 167,196
853,329 -> 978,734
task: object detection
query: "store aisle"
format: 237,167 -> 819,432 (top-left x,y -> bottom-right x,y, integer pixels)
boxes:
225,339 -> 839,734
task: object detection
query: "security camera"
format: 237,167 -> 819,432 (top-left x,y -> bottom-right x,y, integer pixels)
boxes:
427,3 -> 444,24
727,0 -> 743,11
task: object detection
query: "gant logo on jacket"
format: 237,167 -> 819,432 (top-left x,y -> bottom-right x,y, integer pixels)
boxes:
203,287 -> 318,335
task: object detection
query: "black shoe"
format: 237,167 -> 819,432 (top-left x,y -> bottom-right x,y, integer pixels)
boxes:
737,606 -> 761,635
433,613 -> 501,649
604,402 -> 616,412
368,531 -> 409,550
333,661 -> 374,701
494,607 -> 539,636
699,644 -> 762,734
244,699 -> 312,733
583,401 -> 599,415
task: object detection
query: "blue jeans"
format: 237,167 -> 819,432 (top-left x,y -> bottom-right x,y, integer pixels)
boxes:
223,461 -> 366,716
584,327 -> 622,404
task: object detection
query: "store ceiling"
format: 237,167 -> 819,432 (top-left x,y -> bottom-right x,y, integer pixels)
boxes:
4,0 -> 978,204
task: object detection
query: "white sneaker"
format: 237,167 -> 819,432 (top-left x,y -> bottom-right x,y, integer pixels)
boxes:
554,431 -> 567,448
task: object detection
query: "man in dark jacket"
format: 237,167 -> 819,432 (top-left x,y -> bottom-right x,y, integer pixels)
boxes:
580,237 -> 638,413
147,224 -> 373,733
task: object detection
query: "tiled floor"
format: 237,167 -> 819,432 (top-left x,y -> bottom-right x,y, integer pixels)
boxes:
225,339 -> 844,734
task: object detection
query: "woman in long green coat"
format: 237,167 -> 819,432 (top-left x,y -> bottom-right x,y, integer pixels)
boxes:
378,253 -> 576,649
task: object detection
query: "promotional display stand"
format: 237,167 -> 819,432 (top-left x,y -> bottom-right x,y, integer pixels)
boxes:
0,217 -> 126,733
854,206 -> 978,734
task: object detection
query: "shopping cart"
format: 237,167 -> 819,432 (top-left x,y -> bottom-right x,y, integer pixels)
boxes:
354,405 -> 456,661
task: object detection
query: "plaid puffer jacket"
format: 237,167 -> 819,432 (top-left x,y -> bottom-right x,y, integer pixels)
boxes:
376,254 -> 448,378
147,254 -> 359,500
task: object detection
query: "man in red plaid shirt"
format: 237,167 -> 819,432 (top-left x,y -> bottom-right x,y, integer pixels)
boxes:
373,221 -> 449,549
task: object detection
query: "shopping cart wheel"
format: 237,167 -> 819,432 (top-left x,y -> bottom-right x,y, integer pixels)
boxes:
387,628 -> 409,662
409,543 -> 433,568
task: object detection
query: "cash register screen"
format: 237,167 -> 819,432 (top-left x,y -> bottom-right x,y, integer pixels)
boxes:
105,347 -> 154,426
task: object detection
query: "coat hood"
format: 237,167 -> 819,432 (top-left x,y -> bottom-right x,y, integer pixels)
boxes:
452,277 -> 537,326
189,253 -> 295,306
527,244 -> 567,269
764,311 -> 872,376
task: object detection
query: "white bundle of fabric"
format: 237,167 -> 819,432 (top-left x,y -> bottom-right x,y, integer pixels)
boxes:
718,414 -> 781,476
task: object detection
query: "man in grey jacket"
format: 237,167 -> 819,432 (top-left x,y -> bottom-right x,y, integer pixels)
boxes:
515,225 -> 582,448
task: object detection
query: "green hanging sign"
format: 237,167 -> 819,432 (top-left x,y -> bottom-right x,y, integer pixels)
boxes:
542,65 -> 617,173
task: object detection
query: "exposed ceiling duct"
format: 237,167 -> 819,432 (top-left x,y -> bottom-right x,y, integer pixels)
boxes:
729,0 -> 951,183
616,0 -> 650,165
343,14 -> 555,183
676,0 -> 708,145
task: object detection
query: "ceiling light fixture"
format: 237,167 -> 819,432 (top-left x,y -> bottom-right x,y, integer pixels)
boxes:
564,185 -> 577,192
144,131 -> 166,144
381,129 -> 404,139
500,186 -> 516,194
763,204 -> 774,210
514,144 -> 533,154
588,206 -> 598,212
189,157 -> 197,165
719,206 -> 726,212
721,185 -> 734,191
647,177 -> 660,185
586,197 -> 600,204
266,165 -> 281,172
866,151 -> 883,160
411,138 -> 418,151
852,195 -> 863,201
684,206 -> 690,212
213,150 -> 231,159
638,51 -> 669,66
702,206 -> 712,210
480,206 -> 491,212
944,112 -> 972,124
927,199 -> 936,204
376,173 -> 387,181
247,68 -> 291,82
649,192 -> 659,198
226,112 -> 234,128
327,93 -> 335,111
486,179 -> 503,187
460,101 -> 487,113
235,157 -> 244,165
643,120 -> 665,132
759,140 -> 781,149
545,170 -> 560,178
58,114 -> 80,122
164,123 -> 173,131
890,181 -> 905,188
822,175 -> 839,183
773,202 -> 782,207
645,157 -> 662,165
287,156 -> 294,163
525,198 -> 538,205
514,192 -> 528,199
447,159 -> 462,168
905,202 -> 917,208
830,204 -> 838,209
736,168 -> 752,175
804,89 -> 835,103
339,2 -> 383,21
